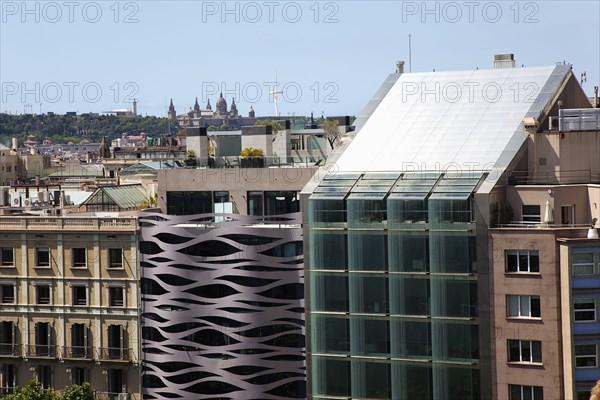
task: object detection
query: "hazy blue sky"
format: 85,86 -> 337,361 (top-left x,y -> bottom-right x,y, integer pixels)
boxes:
1,1 -> 598,117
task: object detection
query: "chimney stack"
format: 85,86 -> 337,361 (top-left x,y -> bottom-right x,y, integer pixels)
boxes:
493,53 -> 516,69
396,61 -> 405,75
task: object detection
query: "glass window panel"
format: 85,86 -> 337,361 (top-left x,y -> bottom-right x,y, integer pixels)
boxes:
392,361 -> 432,400
350,317 -> 389,356
264,191 -> 299,215
350,275 -> 388,314
520,297 -> 531,317
312,357 -> 350,397
310,231 -> 347,270
351,360 -> 390,399
388,198 -> 428,226
390,319 -> 431,358
430,234 -> 476,274
311,273 -> 348,312
429,198 -> 472,223
432,363 -> 479,400
348,231 -> 387,271
247,191 -> 263,216
432,321 -> 478,361
431,278 -> 477,318
347,199 -> 387,228
312,315 -> 349,354
508,296 -> 519,317
308,199 -> 346,226
389,232 -> 429,272
390,275 -> 429,316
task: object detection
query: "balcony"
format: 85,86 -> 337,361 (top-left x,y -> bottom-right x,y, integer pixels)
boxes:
62,345 -> 92,360
26,344 -> 57,358
99,347 -> 131,362
96,392 -> 129,400
0,343 -> 20,357
0,217 -> 138,232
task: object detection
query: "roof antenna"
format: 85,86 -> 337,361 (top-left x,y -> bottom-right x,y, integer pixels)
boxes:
408,34 -> 412,73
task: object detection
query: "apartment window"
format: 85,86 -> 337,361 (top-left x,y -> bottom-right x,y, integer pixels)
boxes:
38,365 -> 52,389
572,252 -> 594,275
70,323 -> 89,358
0,285 -> 15,304
72,367 -> 89,385
561,205 -> 575,226
35,247 -> 50,267
108,369 -> 124,395
0,248 -> 14,266
1,364 -> 16,393
247,191 -> 263,216
509,385 -> 543,400
508,340 -> 542,363
522,205 -> 541,222
0,321 -> 17,355
506,250 -> 540,273
107,325 -> 126,360
72,248 -> 87,268
575,344 -> 597,368
264,191 -> 299,215
108,248 -> 123,269
574,299 -> 596,322
72,286 -> 87,306
36,285 -> 51,305
109,286 -> 125,307
35,322 -> 53,357
507,295 -> 541,318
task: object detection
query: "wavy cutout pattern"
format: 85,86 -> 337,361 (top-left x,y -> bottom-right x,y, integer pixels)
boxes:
140,212 -> 305,399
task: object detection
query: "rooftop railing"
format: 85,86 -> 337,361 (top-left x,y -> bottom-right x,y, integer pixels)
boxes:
506,169 -> 600,185
0,216 -> 138,231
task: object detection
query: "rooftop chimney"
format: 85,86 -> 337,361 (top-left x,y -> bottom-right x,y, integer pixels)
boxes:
396,61 -> 405,75
493,53 -> 516,69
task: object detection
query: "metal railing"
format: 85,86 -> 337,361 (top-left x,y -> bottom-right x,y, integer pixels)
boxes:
26,344 -> 57,358
62,345 -> 92,359
0,343 -> 20,356
0,217 -> 138,231
506,169 -> 600,185
98,347 -> 130,361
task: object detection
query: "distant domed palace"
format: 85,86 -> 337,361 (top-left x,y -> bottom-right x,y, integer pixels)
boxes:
168,94 -> 257,129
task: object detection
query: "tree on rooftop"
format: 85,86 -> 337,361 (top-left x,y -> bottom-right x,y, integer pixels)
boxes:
322,119 -> 341,150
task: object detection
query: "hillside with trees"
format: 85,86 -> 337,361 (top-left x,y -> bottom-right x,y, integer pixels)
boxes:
0,113 -> 179,146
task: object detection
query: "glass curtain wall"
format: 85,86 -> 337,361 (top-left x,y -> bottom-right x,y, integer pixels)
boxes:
309,172 -> 483,400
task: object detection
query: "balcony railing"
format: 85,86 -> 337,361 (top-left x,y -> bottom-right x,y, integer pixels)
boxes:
62,345 -> 92,359
0,217 -> 138,231
0,388 -> 16,397
0,343 -> 20,356
99,347 -> 130,361
26,344 -> 57,358
506,169 -> 600,185
95,392 -> 129,400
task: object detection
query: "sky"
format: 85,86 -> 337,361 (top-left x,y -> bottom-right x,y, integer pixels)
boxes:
1,1 -> 599,118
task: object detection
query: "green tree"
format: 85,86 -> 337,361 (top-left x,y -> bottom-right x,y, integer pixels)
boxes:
3,381 -> 59,400
322,119 -> 341,150
61,383 -> 94,400
255,119 -> 282,134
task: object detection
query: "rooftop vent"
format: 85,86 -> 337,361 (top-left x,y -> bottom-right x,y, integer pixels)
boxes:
396,61 -> 405,75
494,53 -> 516,69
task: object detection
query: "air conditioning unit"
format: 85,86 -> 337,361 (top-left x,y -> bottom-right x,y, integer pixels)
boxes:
32,200 -> 41,207
549,116 -> 560,130
37,191 -> 47,203
10,192 -> 21,207
118,393 -> 129,400
22,198 -> 32,207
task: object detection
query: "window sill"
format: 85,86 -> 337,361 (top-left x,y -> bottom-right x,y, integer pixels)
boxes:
507,361 -> 544,368
107,266 -> 124,271
0,265 -> 16,268
506,317 -> 542,322
504,272 -> 541,277
71,265 -> 88,270
34,266 -> 51,269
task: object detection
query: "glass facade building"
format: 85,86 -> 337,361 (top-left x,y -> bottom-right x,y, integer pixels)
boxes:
308,171 -> 485,400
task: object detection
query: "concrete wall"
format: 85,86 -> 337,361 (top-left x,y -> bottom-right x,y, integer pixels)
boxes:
157,167 -> 320,215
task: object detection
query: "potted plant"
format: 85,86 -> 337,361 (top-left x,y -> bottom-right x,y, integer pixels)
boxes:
240,147 -> 265,168
588,217 -> 599,239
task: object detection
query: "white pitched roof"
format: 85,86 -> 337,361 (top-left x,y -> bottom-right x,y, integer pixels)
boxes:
336,65 -> 571,172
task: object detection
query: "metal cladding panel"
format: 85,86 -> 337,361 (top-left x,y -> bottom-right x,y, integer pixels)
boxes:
140,212 -> 305,399
336,65 -> 570,172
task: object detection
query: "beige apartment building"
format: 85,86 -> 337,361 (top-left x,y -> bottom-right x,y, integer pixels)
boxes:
0,215 -> 141,399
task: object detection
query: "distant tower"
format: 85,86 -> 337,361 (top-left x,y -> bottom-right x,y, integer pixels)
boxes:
99,136 -> 111,159
193,98 -> 201,119
206,98 -> 212,111
248,106 -> 255,118
230,97 -> 238,117
167,98 -> 176,120
215,93 -> 228,116
132,98 -> 138,116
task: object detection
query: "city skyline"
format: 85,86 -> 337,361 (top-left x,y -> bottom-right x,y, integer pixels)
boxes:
1,1 -> 599,117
